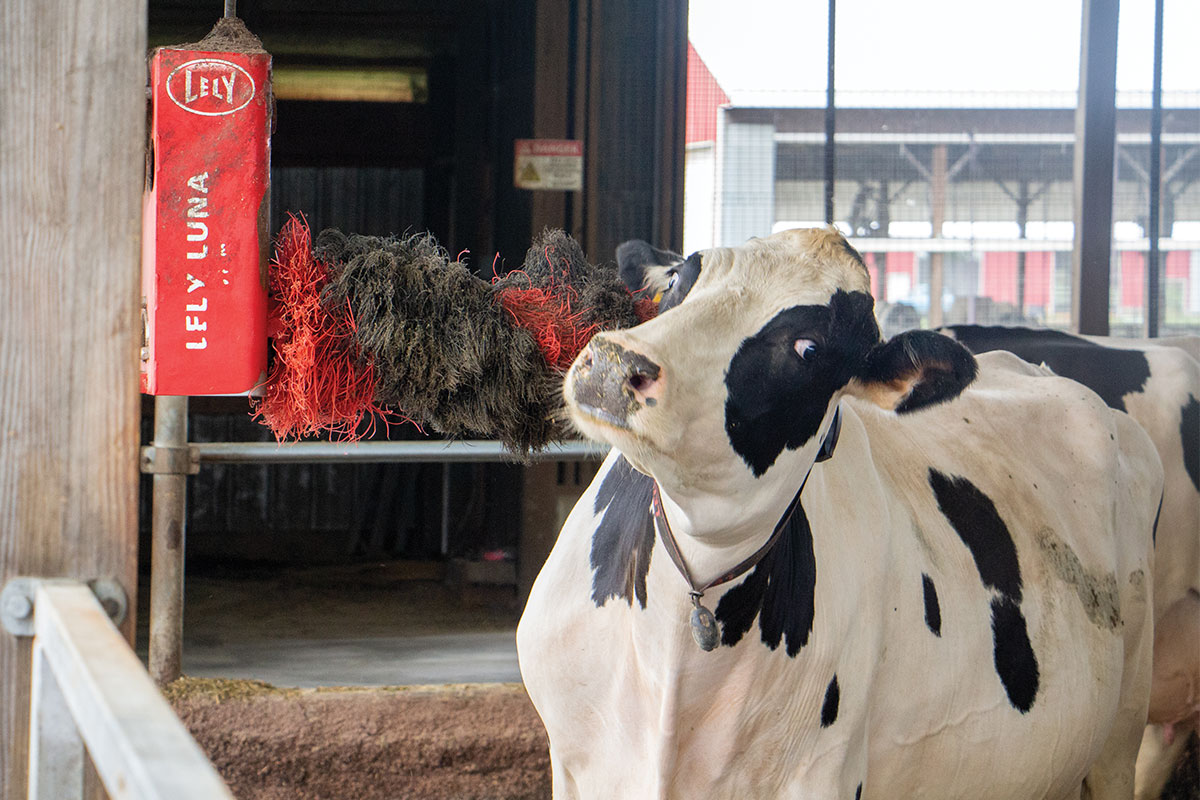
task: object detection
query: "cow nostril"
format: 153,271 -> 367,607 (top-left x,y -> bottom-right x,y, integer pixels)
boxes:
627,371 -> 652,393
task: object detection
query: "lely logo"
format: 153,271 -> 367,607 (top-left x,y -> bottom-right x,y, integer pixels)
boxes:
166,59 -> 255,116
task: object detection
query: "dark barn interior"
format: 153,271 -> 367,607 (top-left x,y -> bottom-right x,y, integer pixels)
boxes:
140,0 -> 686,579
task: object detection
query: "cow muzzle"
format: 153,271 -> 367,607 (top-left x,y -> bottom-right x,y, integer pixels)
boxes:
570,337 -> 664,429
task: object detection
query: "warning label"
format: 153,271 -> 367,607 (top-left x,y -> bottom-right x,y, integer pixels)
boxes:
514,139 -> 583,191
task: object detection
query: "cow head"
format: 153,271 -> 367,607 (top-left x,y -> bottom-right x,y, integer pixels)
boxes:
567,228 -> 977,518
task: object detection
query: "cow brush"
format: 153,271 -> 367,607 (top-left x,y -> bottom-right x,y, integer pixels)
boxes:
253,216 -> 659,454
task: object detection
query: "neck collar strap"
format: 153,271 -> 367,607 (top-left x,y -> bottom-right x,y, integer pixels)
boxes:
650,406 -> 841,651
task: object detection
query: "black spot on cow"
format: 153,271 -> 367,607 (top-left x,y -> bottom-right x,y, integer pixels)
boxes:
928,469 -> 1023,600
820,674 -> 840,727
943,325 -> 1150,413
724,291 -> 879,476
990,596 -> 1040,713
589,456 -> 655,608
1182,394 -> 1199,493
929,468 -> 1039,713
922,573 -> 942,637
715,500 -> 817,656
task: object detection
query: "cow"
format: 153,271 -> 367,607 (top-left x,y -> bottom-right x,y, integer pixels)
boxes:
518,228 -> 1163,799
936,325 -> 1200,800
617,242 -> 1200,798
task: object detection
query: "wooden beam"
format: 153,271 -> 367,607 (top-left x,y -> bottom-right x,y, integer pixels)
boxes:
0,0 -> 145,794
530,0 -> 577,236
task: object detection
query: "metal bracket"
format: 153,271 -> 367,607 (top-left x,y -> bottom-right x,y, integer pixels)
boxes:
1,578 -> 128,637
140,444 -> 200,475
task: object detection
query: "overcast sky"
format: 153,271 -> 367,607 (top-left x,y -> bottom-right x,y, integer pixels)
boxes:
688,0 -> 1200,105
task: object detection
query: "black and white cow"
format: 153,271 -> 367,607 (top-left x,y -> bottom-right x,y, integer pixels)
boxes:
937,325 -> 1200,800
518,228 -> 1162,799
618,243 -> 1200,797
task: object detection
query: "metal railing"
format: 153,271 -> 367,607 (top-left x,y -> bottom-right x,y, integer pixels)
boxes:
17,579 -> 233,800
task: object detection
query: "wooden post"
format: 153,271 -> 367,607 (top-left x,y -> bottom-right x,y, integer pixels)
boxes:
0,0 -> 146,795
530,0 -> 577,236
928,144 -> 948,328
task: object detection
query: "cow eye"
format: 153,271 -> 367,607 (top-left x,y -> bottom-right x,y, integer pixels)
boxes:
793,339 -> 816,359
666,270 -> 679,289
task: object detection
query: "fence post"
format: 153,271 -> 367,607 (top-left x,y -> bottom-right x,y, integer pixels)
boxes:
0,0 -> 146,794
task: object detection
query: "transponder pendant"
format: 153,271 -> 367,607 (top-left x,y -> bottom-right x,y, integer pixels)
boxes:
689,594 -> 720,651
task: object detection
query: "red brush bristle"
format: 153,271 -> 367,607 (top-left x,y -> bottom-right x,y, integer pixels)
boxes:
497,283 -> 599,371
252,215 -> 401,441
496,243 -> 659,369
495,245 -> 600,372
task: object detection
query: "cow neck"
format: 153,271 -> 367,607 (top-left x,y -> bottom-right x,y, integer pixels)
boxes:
649,407 -> 842,652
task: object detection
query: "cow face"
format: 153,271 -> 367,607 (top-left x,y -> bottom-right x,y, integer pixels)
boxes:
568,228 -> 977,503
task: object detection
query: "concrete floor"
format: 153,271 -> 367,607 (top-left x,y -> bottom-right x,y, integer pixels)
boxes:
183,630 -> 521,687
138,562 -> 524,687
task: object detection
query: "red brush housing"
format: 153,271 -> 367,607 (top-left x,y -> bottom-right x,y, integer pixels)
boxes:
141,41 -> 271,395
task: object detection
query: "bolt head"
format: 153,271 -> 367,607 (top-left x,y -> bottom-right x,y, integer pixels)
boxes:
4,593 -> 32,620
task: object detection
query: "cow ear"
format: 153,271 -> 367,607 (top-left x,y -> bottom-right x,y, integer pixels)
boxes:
846,330 -> 978,413
616,240 -> 682,294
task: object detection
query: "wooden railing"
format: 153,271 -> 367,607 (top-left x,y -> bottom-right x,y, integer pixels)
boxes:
23,580 -> 233,800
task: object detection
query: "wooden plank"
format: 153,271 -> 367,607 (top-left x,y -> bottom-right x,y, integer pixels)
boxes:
34,583 -> 234,800
0,0 -> 145,794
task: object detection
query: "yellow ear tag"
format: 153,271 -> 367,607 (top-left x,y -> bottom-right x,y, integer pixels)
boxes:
652,291 -> 664,303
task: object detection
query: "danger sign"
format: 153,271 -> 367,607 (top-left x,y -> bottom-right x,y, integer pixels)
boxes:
514,139 -> 583,191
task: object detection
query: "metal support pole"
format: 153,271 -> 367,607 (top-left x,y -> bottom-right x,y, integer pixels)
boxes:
1016,181 -> 1029,317
876,180 -> 890,302
928,144 -> 948,328
823,0 -> 836,226
1145,0 -> 1164,337
1071,0 -> 1120,335
149,396 -> 188,684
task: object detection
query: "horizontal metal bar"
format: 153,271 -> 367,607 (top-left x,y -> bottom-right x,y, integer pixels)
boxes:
33,581 -> 234,800
192,439 -> 611,464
